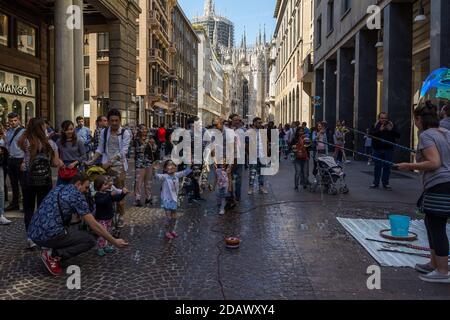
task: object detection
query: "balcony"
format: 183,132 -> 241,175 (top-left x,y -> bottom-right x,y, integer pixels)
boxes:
97,50 -> 110,62
149,11 -> 160,30
149,86 -> 162,100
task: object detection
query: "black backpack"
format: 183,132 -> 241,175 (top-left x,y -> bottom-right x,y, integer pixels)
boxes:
28,151 -> 52,187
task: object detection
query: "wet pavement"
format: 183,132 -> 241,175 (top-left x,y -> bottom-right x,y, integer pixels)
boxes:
1,159 -> 449,300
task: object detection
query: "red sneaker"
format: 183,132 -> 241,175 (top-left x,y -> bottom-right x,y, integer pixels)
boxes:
171,231 -> 179,238
41,249 -> 62,276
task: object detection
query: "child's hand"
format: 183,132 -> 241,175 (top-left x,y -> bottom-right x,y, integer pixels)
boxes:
122,187 -> 129,194
113,238 -> 129,248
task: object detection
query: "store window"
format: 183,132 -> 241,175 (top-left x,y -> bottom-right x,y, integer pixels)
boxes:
25,101 -> 34,124
17,21 -> 36,56
0,13 -> 8,47
13,75 -> 19,85
97,33 -> 109,51
26,79 -> 33,95
0,98 -> 7,125
0,71 -> 4,83
12,100 -> 22,117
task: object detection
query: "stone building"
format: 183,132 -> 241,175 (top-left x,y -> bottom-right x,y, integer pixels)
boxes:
0,0 -> 140,129
313,0 -> 450,160
273,0 -> 314,126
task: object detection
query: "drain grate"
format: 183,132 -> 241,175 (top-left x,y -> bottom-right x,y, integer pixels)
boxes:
361,171 -> 414,180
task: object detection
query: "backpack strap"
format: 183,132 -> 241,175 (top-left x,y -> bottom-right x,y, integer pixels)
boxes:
8,127 -> 24,147
103,127 -> 109,154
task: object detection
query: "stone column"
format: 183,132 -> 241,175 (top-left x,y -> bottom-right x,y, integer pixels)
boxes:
383,2 -> 413,162
313,68 -> 324,124
337,47 -> 355,155
337,48 -> 354,125
324,59 -> 337,127
73,0 -> 84,119
430,0 -> 450,70
354,30 -> 378,159
55,0 -> 74,127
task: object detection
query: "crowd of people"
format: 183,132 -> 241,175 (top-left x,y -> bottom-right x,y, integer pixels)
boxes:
0,101 -> 448,283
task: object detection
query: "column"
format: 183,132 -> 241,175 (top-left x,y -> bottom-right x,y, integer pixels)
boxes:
313,68 -> 324,124
337,47 -> 355,155
337,48 -> 354,125
383,2 -> 413,162
73,0 -> 84,118
430,0 -> 450,70
55,0 -> 74,127
324,59 -> 337,127
354,30 -> 378,158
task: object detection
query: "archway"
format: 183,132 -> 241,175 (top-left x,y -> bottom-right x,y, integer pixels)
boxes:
0,98 -> 8,125
25,101 -> 34,125
296,86 -> 300,122
12,100 -> 22,119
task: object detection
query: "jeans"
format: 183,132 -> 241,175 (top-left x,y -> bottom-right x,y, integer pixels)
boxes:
7,157 -> 24,206
294,159 -> 309,188
23,184 -> 53,231
0,166 -> 4,215
249,161 -> 265,187
232,164 -> 243,201
34,228 -> 96,262
372,149 -> 393,186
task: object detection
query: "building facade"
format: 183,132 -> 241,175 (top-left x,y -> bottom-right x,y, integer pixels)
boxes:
313,0 -> 450,160
273,0 -> 315,127
172,4 -> 199,127
192,0 -> 234,59
195,27 -> 224,126
0,0 -> 140,129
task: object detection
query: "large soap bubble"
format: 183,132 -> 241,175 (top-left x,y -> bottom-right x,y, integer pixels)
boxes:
420,68 -> 450,103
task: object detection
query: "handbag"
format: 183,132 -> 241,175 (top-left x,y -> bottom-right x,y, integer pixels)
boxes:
57,147 -> 78,180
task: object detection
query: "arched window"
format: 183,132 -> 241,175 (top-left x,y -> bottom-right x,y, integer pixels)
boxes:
12,100 -> 22,119
0,98 -> 8,125
25,101 -> 34,124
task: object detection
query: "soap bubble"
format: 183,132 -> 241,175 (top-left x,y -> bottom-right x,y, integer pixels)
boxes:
420,68 -> 450,102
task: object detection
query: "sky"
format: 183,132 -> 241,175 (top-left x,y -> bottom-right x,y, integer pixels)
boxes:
177,0 -> 276,47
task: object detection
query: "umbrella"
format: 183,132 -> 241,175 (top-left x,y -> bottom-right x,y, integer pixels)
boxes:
420,68 -> 450,102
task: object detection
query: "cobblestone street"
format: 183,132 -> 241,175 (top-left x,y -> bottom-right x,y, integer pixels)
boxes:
1,160 -> 450,300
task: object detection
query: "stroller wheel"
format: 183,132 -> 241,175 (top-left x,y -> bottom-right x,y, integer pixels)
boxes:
327,186 -> 338,195
341,186 -> 350,194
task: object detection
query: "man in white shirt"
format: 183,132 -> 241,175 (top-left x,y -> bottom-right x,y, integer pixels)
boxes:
88,109 -> 131,226
248,117 -> 269,195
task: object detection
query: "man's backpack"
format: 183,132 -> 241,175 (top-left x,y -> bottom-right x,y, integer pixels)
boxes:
28,151 -> 52,187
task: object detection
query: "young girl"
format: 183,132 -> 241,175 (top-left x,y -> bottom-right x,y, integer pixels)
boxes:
94,175 -> 129,256
214,162 -> 232,215
155,160 -> 192,239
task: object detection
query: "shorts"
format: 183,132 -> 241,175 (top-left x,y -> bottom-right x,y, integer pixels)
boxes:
161,198 -> 178,211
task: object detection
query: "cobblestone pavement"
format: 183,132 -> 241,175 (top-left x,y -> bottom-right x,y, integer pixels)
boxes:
1,160 -> 449,300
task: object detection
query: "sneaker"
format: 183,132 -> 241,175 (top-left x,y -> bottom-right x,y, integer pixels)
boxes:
248,189 -> 253,195
145,198 -> 153,206
135,200 -> 142,207
415,263 -> 435,274
345,160 -> 352,164
419,270 -> 450,283
219,209 -> 225,215
40,250 -> 62,276
383,185 -> 393,191
259,187 -> 269,194
104,246 -> 115,254
0,215 -> 11,225
97,248 -> 106,257
170,231 -> 179,238
117,216 -> 125,228
27,238 -> 37,250
369,184 -> 379,189
367,162 -> 371,166
165,232 -> 174,240
294,186 -> 299,191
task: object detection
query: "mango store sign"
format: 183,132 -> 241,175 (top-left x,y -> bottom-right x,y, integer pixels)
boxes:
0,82 -> 29,96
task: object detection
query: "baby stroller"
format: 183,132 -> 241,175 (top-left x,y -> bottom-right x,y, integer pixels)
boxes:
309,156 -> 349,195
84,165 -> 122,238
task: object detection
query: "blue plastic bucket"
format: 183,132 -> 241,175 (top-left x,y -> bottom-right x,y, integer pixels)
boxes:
389,215 -> 411,237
